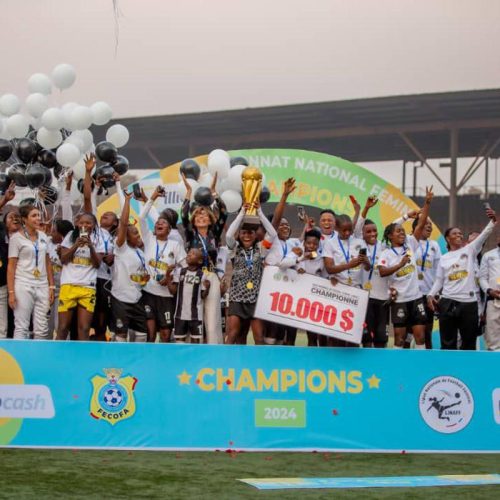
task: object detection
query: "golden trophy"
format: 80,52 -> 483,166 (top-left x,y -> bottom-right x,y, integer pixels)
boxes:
241,166 -> 263,229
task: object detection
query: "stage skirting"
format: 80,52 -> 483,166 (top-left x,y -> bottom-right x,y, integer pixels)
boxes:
0,341 -> 498,452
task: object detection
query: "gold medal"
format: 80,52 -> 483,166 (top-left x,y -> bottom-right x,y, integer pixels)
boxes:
364,281 -> 372,290
0,259 -> 2,268
33,268 -> 41,279
347,277 -> 353,285
246,281 -> 254,290
310,251 -> 318,259
202,266 -> 209,275
418,272 -> 424,280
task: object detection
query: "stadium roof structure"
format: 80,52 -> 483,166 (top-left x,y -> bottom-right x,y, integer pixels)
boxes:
102,88 -> 500,225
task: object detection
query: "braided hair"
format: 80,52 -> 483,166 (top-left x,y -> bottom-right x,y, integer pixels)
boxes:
383,223 -> 398,247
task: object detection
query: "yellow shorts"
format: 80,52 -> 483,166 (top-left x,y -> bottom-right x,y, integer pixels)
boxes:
58,284 -> 96,313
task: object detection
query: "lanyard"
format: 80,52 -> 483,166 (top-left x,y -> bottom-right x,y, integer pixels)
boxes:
338,236 -> 350,263
244,248 -> 254,270
281,240 -> 288,257
155,240 -> 169,268
419,240 -> 430,272
135,249 -> 146,269
368,242 -> 377,281
197,231 -> 209,266
103,238 -> 110,254
25,230 -> 39,268
391,244 -> 407,256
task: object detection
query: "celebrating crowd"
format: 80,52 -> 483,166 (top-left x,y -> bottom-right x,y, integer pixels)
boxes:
1,155 -> 499,351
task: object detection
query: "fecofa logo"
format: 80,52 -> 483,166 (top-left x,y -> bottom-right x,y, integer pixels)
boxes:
0,385 -> 55,419
419,376 -> 473,434
493,388 -> 500,425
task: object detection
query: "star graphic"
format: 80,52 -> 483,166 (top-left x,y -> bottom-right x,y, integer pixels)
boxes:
177,371 -> 192,385
366,374 -> 381,389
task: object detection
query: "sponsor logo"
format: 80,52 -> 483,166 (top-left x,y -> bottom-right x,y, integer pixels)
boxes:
493,388 -> 500,425
90,368 -> 137,425
419,376 -> 474,433
0,385 -> 55,419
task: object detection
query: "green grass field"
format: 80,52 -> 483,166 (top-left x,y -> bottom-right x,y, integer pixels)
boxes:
0,450 -> 498,499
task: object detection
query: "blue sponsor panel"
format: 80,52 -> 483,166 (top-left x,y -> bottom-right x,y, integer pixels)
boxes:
239,475 -> 500,490
0,341 -> 498,451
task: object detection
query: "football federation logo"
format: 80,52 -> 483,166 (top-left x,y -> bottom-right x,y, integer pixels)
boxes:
419,376 -> 474,434
90,368 -> 137,425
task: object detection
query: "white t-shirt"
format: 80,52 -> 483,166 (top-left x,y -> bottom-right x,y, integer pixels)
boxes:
265,237 -> 302,268
322,235 -> 365,286
215,246 -> 229,278
8,231 -> 49,287
429,221 -> 495,302
296,254 -> 328,278
378,235 -> 421,303
360,241 -> 389,301
97,228 -> 114,280
169,228 -> 184,246
47,238 -> 63,286
143,232 -> 186,298
111,243 -> 147,303
318,231 -> 338,256
414,239 -> 442,296
479,247 -> 500,294
60,232 -> 105,288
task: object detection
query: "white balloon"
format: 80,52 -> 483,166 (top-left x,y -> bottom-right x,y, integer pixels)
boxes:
25,93 -> 49,118
0,119 -> 11,139
207,149 -> 230,178
71,157 -> 87,180
37,127 -> 63,149
28,73 -> 52,95
41,107 -> 64,130
225,164 -> 246,192
0,94 -> 21,116
61,102 -> 78,129
51,63 -> 76,90
217,178 -> 231,194
90,101 -> 112,125
199,173 -> 214,188
6,114 -> 29,138
72,129 -> 93,152
29,116 -> 43,131
106,124 -> 129,148
56,143 -> 81,167
65,134 -> 85,152
70,106 -> 93,130
220,190 -> 242,213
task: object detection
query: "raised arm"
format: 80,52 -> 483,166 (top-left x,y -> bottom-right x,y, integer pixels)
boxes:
354,196 -> 378,238
0,181 -> 15,212
115,190 -> 133,248
271,178 -> 295,230
225,206 -> 246,250
413,186 -> 433,241
469,207 -> 497,255
83,154 -> 96,214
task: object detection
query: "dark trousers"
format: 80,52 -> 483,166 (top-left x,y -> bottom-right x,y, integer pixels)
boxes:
438,299 -> 479,350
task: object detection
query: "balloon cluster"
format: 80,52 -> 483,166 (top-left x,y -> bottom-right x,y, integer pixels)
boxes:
175,150 -> 270,213
0,63 -> 131,210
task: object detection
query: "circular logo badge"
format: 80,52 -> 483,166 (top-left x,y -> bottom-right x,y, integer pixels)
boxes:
419,376 -> 474,434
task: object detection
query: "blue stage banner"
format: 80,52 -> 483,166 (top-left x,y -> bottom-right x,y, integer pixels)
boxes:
0,341 -> 498,452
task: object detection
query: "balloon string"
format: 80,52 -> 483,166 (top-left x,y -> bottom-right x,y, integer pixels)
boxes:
112,0 -> 123,57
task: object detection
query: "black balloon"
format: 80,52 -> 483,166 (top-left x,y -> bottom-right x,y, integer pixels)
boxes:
77,178 -> 95,194
94,164 -> 115,188
194,186 -> 214,206
259,185 -> 270,203
0,138 -> 13,162
15,138 -> 38,164
19,197 -> 36,207
95,141 -> 118,163
41,165 -> 52,186
0,172 -> 9,194
7,163 -> 27,187
230,156 -> 249,167
112,155 -> 129,175
53,163 -> 65,179
41,185 -> 58,205
25,164 -> 48,189
38,149 -> 57,168
180,158 -> 201,180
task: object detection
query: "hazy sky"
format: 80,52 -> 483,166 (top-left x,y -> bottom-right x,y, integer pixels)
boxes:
2,0 -> 500,196
2,0 -> 500,118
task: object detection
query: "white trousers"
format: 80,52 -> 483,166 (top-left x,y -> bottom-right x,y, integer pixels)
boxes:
47,286 -> 60,340
203,272 -> 223,344
485,301 -> 500,351
0,285 -> 7,338
13,282 -> 50,340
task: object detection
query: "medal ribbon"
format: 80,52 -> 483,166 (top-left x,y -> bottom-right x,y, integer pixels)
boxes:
245,248 -> 254,271
281,240 -> 288,257
135,249 -> 146,271
419,240 -> 430,272
25,230 -> 39,269
368,242 -> 377,281
391,244 -> 407,256
197,231 -> 209,268
155,239 -> 169,273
